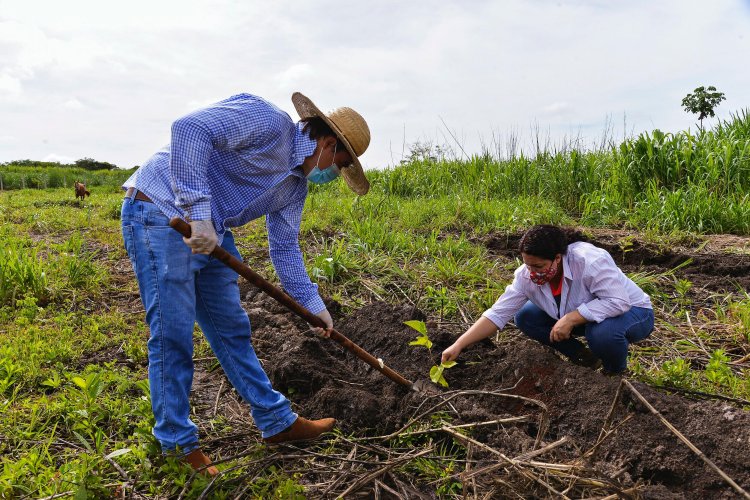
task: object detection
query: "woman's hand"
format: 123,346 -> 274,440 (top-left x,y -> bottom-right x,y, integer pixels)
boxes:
550,311 -> 587,342
441,317 -> 500,363
550,318 -> 573,342
441,343 -> 463,364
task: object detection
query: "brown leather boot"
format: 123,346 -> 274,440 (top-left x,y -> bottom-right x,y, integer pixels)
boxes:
182,449 -> 219,477
263,416 -> 336,444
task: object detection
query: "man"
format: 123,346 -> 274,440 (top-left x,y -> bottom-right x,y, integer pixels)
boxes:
120,92 -> 370,476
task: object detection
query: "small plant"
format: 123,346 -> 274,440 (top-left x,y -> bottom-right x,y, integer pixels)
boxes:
660,357 -> 691,385
405,320 -> 457,387
705,349 -> 732,386
673,278 -> 693,309
429,360 -> 457,388
406,320 -> 433,350
681,86 -> 726,129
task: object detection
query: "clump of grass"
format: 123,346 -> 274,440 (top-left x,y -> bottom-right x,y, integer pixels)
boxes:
0,231 -> 49,306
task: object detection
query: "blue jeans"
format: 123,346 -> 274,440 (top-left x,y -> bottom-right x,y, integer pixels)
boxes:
121,196 -> 296,453
514,301 -> 654,373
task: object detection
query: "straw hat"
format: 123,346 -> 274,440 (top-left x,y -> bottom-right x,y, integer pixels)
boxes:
292,92 -> 370,195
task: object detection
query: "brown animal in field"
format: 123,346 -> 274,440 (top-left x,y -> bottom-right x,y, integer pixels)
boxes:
74,181 -> 90,201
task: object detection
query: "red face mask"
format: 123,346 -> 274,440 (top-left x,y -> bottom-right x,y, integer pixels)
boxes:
529,259 -> 559,285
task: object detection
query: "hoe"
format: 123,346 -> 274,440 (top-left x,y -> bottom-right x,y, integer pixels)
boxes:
170,218 -> 429,392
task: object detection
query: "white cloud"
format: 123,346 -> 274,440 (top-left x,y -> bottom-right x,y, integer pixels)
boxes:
0,0 -> 748,169
62,98 -> 84,110
382,102 -> 409,116
42,153 -> 75,164
275,64 -> 315,90
542,102 -> 573,117
0,74 -> 22,99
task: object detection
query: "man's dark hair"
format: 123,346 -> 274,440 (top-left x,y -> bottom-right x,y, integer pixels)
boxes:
301,117 -> 344,148
518,225 -> 588,260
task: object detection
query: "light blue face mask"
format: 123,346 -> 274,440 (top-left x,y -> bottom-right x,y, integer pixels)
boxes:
307,144 -> 341,185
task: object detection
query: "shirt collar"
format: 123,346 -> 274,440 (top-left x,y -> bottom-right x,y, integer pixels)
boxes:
292,122 -> 317,173
562,249 -> 573,280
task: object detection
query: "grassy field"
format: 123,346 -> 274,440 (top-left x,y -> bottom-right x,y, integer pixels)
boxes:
1,113 -> 749,497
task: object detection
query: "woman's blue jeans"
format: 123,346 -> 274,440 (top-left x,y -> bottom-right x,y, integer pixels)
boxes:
121,197 -> 296,453
514,301 -> 654,373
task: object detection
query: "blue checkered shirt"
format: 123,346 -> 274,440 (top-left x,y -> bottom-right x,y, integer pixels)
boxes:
123,93 -> 325,313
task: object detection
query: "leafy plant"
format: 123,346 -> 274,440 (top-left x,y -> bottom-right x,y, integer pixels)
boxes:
429,361 -> 457,388
705,349 -> 732,386
405,320 -> 433,349
660,357 -> 691,385
682,86 -> 726,129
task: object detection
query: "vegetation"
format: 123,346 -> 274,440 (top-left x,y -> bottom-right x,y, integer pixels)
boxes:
682,85 -> 726,129
0,159 -> 134,190
0,111 -> 749,496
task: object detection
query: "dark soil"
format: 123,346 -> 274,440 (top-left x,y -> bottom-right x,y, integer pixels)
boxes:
236,286 -> 750,499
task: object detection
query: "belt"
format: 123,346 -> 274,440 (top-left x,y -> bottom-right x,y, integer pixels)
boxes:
125,187 -> 153,203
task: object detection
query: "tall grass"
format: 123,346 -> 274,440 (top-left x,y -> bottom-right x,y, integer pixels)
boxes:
0,165 -> 133,190
339,109 -> 750,234
0,230 -> 49,306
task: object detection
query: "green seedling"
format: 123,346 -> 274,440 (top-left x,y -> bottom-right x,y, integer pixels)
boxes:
405,320 -> 433,349
405,320 -> 457,387
429,361 -> 457,388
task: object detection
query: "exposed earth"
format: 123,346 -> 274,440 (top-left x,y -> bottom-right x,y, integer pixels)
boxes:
180,231 -> 750,498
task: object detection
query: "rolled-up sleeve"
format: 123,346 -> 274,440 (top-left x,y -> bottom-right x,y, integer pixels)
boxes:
576,255 -> 631,322
169,98 -> 276,221
482,273 -> 530,329
266,196 -> 325,314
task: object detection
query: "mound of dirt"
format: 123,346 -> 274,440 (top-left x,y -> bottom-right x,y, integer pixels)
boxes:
239,287 -> 750,498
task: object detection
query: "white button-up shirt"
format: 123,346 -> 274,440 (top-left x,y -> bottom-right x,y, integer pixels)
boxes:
483,242 -> 652,329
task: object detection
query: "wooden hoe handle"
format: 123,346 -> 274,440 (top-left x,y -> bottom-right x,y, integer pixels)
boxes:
170,217 -> 414,389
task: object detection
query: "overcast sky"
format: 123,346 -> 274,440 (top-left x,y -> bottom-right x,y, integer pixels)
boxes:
1,0 -> 749,169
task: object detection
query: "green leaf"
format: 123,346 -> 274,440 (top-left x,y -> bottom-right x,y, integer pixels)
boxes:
404,320 -> 427,335
72,430 -> 94,453
105,448 -> 132,459
429,365 -> 443,383
71,376 -> 87,390
441,360 -> 457,368
408,336 -> 433,349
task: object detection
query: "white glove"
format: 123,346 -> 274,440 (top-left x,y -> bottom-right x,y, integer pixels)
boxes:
184,220 -> 218,254
313,308 -> 333,338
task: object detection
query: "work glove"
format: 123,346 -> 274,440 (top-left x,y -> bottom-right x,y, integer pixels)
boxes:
312,308 -> 333,338
184,220 -> 218,254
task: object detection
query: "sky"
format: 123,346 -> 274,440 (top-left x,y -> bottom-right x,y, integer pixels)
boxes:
1,0 -> 749,170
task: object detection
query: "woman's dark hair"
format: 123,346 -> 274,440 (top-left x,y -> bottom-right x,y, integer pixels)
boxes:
518,225 -> 588,260
301,117 -> 344,148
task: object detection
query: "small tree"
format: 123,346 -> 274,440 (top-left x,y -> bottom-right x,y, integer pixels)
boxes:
681,86 -> 726,129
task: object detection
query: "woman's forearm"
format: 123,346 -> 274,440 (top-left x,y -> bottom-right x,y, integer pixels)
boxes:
454,316 -> 499,349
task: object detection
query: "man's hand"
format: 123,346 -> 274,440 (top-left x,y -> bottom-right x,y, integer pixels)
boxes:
184,220 -> 218,254
312,308 -> 333,338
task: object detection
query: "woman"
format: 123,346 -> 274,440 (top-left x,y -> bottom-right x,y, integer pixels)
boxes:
442,225 -> 654,375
